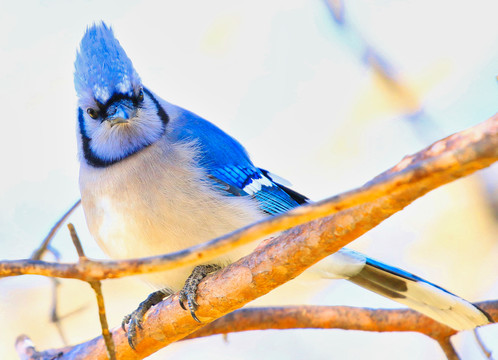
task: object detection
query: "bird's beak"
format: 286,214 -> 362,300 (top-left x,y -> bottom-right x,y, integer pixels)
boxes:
107,106 -> 130,127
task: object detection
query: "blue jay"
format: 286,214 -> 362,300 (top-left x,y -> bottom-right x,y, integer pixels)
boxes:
74,23 -> 491,347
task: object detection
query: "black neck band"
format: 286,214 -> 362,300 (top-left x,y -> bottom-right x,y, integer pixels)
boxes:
79,86 -> 169,168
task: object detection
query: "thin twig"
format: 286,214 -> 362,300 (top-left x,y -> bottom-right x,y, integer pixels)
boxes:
67,224 -> 116,360
437,338 -> 460,360
323,0 -> 344,24
89,281 -> 116,360
29,201 -> 80,345
44,244 -> 87,346
30,200 -> 81,261
474,328 -> 494,359
67,223 -> 86,259
50,277 -> 69,346
40,246 -> 69,346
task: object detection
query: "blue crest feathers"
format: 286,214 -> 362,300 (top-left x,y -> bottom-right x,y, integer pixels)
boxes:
74,22 -> 141,103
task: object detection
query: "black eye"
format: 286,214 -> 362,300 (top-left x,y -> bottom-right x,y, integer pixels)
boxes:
137,88 -> 144,102
87,108 -> 99,119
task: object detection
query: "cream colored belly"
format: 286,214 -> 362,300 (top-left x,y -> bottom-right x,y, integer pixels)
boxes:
82,193 -> 260,290
79,141 -> 264,290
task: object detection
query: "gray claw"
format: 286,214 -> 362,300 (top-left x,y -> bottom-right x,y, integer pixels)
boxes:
121,289 -> 170,349
178,264 -> 221,322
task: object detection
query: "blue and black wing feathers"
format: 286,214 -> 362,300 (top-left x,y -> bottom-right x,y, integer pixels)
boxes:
208,165 -> 305,215
169,109 -> 308,215
259,168 -> 309,205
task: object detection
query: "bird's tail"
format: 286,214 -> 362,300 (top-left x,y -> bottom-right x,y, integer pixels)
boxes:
314,249 -> 492,330
348,257 -> 493,330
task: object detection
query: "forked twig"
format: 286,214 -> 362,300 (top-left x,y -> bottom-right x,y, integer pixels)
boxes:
67,224 -> 116,360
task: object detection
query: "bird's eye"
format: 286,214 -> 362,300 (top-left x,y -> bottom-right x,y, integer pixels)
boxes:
87,108 -> 99,119
137,88 -> 144,102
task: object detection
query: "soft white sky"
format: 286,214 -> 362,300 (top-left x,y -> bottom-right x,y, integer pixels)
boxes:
0,1 -> 497,359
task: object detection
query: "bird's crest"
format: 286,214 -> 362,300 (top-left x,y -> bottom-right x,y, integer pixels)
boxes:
74,22 -> 141,103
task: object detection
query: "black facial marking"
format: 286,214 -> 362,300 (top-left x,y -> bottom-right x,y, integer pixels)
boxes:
143,87 -> 169,126
95,92 -> 144,119
78,86 -> 169,168
79,107 -> 112,168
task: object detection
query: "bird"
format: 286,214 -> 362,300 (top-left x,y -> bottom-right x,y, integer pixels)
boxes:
74,22 -> 492,348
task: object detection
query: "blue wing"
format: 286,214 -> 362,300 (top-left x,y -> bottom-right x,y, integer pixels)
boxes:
209,165 -> 307,214
169,108 -> 308,215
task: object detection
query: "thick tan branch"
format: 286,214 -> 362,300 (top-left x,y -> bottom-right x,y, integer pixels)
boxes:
1,115 -> 497,281
16,115 -> 497,359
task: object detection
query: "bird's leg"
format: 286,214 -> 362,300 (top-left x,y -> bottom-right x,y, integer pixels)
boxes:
179,264 -> 221,322
122,265 -> 221,349
122,288 -> 172,350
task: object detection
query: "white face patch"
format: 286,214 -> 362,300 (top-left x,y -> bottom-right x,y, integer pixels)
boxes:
116,76 -> 131,94
78,92 -> 166,166
92,85 -> 111,104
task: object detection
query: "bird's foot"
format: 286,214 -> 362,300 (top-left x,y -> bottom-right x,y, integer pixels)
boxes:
179,264 -> 221,322
122,289 -> 171,350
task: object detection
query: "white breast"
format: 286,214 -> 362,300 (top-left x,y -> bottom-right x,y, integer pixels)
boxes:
79,138 -> 264,290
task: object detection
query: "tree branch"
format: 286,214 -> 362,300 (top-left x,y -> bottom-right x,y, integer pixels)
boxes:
10,115 -> 497,359
16,302 -> 498,360
184,300 -> 498,341
1,114 -> 497,282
